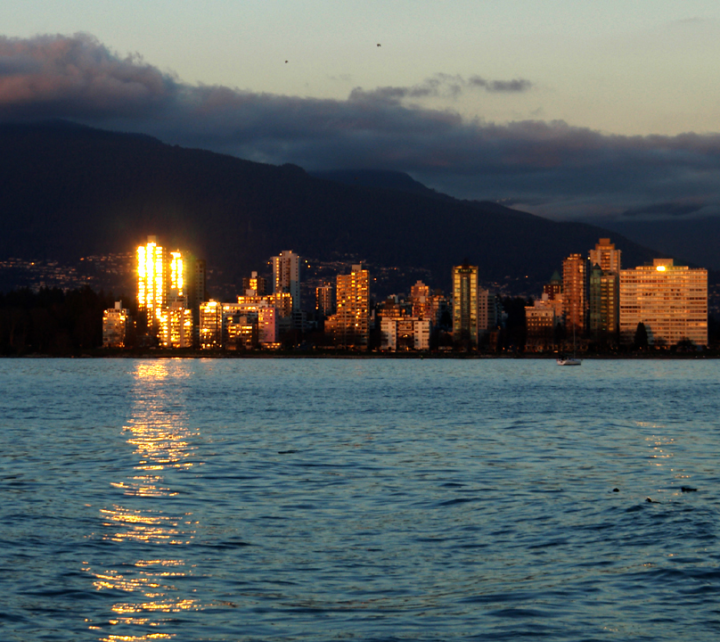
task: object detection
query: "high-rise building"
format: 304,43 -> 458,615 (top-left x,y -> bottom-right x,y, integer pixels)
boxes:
619,259 -> 708,346
587,239 -> 620,340
477,288 -> 499,337
137,236 -> 202,346
158,302 -> 193,348
543,271 -> 563,300
589,238 -> 621,273
589,264 -> 619,338
243,271 -> 267,296
409,280 -> 446,325
225,301 -> 279,345
199,300 -> 223,349
272,250 -> 301,312
452,263 -> 478,347
137,236 -> 167,322
315,284 -> 334,318
102,301 -> 130,348
326,264 -> 370,346
562,254 -> 587,334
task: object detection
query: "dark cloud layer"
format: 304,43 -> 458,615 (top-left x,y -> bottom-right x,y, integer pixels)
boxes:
621,200 -> 707,218
2,33 -> 720,221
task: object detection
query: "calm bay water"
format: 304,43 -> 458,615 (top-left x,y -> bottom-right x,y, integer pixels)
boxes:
1,357 -> 719,641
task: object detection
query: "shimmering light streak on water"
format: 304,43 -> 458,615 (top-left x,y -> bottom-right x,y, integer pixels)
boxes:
1,358 -> 719,641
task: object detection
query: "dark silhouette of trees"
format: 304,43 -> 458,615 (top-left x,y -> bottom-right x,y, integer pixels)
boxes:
0,286 -> 116,355
634,322 -> 649,350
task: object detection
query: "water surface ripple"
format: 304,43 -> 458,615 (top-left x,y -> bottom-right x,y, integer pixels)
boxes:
1,358 -> 719,640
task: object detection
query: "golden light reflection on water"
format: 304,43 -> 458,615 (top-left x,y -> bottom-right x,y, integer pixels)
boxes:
88,361 -> 203,641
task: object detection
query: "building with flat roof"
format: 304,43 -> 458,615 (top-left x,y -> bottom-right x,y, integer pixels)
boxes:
452,263 -> 478,347
158,302 -> 193,348
589,238 -> 621,273
525,297 -> 556,351
589,265 -> 619,339
272,250 -> 301,313
619,259 -> 708,346
102,301 -> 130,348
326,264 -> 370,346
563,254 -> 587,334
380,317 -> 431,351
315,284 -> 334,319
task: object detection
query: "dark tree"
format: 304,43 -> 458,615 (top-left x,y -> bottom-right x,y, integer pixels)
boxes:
634,322 -> 649,350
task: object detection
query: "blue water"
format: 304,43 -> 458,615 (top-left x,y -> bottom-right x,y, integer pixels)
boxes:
1,358 -> 719,641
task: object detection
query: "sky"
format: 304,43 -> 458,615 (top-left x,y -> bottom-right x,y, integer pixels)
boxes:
2,0 -> 720,221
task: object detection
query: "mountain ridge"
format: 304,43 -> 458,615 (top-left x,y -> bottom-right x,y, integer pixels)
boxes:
0,121 -> 659,297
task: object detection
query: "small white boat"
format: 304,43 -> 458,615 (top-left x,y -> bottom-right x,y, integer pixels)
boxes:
557,326 -> 581,366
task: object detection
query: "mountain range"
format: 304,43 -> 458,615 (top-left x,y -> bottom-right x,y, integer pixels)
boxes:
0,120 -> 705,300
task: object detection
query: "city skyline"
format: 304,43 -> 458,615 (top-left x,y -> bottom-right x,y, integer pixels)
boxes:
2,3 -> 720,221
101,234 -> 710,351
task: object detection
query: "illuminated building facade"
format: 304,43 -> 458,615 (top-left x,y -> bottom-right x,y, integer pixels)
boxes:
562,254 -> 587,334
158,303 -> 193,348
409,281 -> 448,325
272,250 -> 301,313
137,236 -> 200,347
588,238 -> 620,339
410,281 -> 431,318
102,301 -> 130,348
243,271 -> 267,296
541,271 -> 564,320
226,314 -> 258,349
326,264 -> 370,346
380,317 -> 431,351
525,298 -> 556,351
379,295 -> 411,321
619,259 -> 708,346
589,238 -> 621,273
222,301 -> 279,345
199,300 -> 223,349
452,263 -> 478,347
137,236 -> 167,322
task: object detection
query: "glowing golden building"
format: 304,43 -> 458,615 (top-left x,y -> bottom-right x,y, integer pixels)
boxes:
137,236 -> 167,321
619,259 -> 708,346
199,300 -> 223,349
158,303 -> 194,348
272,250 -> 301,312
242,271 -> 268,296
326,264 -> 370,346
452,263 -> 478,347
169,250 -> 185,302
589,238 -> 621,273
562,254 -> 587,334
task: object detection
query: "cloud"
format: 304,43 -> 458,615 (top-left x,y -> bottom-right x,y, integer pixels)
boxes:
468,76 -> 533,92
621,200 -> 708,218
1,33 -> 720,221
0,33 -> 177,119
349,73 -> 533,102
